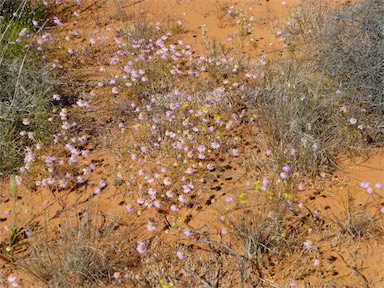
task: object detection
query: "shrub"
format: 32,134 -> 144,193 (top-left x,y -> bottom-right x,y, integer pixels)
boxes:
241,0 -> 383,175
333,192 -> 383,241
0,0 -> 56,176
244,60 -> 367,176
285,0 -> 384,113
26,207 -> 133,287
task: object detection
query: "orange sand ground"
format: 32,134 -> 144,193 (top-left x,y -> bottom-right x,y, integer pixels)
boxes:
0,0 -> 383,287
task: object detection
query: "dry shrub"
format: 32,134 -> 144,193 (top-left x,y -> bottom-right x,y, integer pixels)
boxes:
227,202 -> 306,264
244,61 -> 367,175
25,207 -> 135,287
245,0 -> 384,176
332,192 -> 383,242
286,0 -> 384,114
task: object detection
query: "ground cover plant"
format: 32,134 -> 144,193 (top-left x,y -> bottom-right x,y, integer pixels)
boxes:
0,0 -> 383,287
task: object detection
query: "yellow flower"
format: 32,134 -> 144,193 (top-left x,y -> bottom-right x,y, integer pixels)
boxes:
254,180 -> 261,192
214,114 -> 222,121
239,192 -> 247,199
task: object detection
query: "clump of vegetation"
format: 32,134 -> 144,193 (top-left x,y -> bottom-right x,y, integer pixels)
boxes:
333,192 -> 382,241
244,59 -> 368,176
286,0 -> 384,114
26,206 -> 133,287
238,0 -> 384,175
0,0 -> 56,176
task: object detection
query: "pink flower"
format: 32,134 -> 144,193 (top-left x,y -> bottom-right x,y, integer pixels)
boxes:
211,141 -> 220,149
185,167 -> 194,175
148,188 -> 157,196
232,148 -> 240,157
176,250 -> 186,260
198,153 -> 206,159
7,274 -> 17,283
76,99 -> 89,107
314,259 -> 321,267
138,112 -> 147,120
137,198 -> 145,205
18,28 -> 28,37
28,132 -> 35,139
141,146 -> 149,153
170,205 -> 179,212
146,221 -> 156,232
125,204 -> 134,212
112,87 -> 119,94
183,185 -> 191,194
113,272 -> 121,279
349,117 -> 357,125
290,148 -> 298,156
53,17 -> 64,26
166,190 -> 174,198
282,165 -> 292,174
178,195 -> 186,203
184,229 -> 192,237
153,200 -> 162,208
137,242 -> 147,254
366,187 -> 374,194
303,239 -> 315,250
197,145 -> 206,153
280,172 -> 288,179
360,181 -> 370,189
163,177 -> 172,186
207,163 -> 215,171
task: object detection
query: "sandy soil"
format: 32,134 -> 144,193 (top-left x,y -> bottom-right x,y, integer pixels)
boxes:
0,0 -> 383,287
